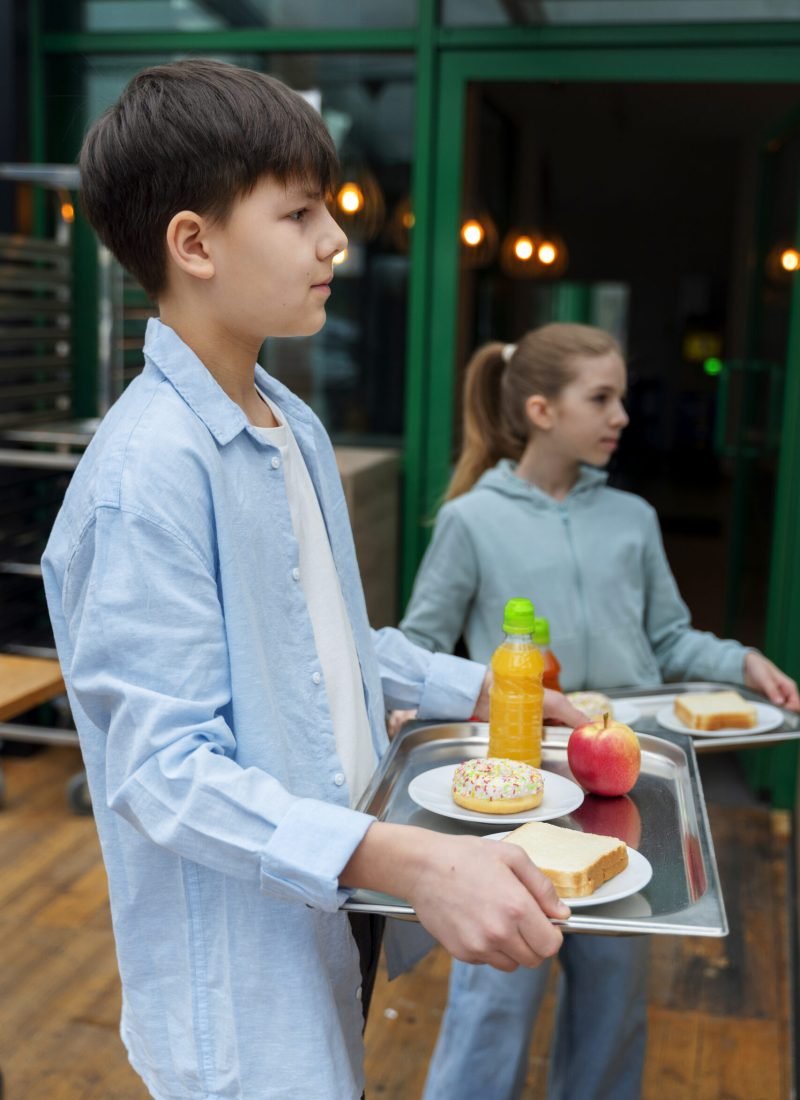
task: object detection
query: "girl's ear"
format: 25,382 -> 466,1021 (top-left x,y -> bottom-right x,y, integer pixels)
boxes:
165,210 -> 215,281
525,393 -> 554,431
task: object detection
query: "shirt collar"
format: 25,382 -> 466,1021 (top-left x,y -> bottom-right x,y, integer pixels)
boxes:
142,318 -> 312,446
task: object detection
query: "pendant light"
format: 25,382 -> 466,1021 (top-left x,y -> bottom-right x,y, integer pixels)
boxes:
459,209 -> 498,269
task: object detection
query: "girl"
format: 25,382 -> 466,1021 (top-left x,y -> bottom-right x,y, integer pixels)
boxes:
400,323 -> 798,1100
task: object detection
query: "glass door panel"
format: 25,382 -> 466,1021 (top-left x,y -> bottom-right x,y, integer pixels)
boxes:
49,50 -> 415,445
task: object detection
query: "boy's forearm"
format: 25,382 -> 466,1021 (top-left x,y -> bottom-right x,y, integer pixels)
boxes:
340,821 -> 569,972
339,821 -> 427,897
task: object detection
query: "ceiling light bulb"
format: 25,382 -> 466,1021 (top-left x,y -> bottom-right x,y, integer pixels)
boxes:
780,248 -> 800,272
332,249 -> 348,266
461,219 -> 485,247
337,183 -> 364,215
538,241 -> 557,265
513,236 -> 534,261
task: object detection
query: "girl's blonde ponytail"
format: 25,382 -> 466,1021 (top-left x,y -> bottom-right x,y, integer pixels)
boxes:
444,342 -> 526,500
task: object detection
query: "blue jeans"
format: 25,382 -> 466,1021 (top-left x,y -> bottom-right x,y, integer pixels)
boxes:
422,936 -> 649,1100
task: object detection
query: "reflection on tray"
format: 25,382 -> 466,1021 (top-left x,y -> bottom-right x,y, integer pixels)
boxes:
581,892 -> 652,920
683,831 -> 708,902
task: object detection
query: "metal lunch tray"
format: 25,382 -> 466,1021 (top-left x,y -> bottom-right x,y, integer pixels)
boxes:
347,712 -> 728,937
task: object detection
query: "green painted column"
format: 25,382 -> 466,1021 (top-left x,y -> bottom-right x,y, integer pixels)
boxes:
401,0 -> 438,607
748,218 -> 800,808
551,282 -> 591,323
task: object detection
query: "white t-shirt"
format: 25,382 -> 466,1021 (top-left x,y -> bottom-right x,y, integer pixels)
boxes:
253,394 -> 376,806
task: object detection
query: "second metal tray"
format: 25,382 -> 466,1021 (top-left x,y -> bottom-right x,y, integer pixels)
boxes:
602,680 -> 800,752
348,720 -> 727,938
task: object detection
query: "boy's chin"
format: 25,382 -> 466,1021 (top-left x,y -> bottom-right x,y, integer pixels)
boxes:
270,314 -> 328,340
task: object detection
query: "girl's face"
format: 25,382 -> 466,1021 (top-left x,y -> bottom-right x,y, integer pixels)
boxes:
545,350 -> 629,468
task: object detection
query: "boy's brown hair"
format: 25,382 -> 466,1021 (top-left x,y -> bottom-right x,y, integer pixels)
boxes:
79,59 -> 338,299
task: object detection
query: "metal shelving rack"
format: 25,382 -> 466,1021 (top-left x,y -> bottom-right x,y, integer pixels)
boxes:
0,165 -> 80,659
0,164 -> 152,811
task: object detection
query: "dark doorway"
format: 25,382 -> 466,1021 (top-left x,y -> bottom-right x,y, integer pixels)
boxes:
459,81 -> 800,648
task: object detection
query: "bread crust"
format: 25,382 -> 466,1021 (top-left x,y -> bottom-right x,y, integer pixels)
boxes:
674,692 -> 757,731
546,847 -> 629,897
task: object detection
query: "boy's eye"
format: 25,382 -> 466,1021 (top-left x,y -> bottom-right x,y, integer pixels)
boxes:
289,208 -> 309,222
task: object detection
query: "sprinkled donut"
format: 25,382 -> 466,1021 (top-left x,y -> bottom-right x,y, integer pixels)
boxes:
452,758 -> 544,815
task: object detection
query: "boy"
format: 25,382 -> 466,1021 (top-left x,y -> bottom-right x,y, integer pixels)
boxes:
42,60 -> 578,1099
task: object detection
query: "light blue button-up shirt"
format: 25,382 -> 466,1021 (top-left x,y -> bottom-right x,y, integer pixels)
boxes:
42,319 -> 484,1100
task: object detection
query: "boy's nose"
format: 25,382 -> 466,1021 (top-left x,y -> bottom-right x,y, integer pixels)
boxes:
320,209 -> 348,260
611,401 -> 629,428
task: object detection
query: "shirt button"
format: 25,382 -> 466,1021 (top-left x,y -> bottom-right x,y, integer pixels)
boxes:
271,455 -> 280,469
356,985 -> 363,1002
334,772 -> 346,786
291,567 -> 300,581
312,671 -> 322,684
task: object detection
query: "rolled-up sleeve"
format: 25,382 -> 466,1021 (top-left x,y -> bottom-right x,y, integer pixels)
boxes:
60,505 -> 373,912
371,625 -> 485,719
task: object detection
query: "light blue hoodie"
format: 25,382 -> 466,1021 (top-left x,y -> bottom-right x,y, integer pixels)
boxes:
401,460 -> 748,691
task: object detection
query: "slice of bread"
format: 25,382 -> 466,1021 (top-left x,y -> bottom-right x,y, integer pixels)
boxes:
502,821 -> 628,898
674,690 -> 757,731
565,691 -> 614,720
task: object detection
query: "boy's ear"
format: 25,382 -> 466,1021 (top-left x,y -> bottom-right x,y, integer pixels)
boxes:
165,210 -> 215,281
524,394 -> 554,431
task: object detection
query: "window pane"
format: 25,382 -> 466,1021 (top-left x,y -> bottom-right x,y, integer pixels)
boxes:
76,52 -> 414,445
72,0 -> 416,32
442,0 -> 800,25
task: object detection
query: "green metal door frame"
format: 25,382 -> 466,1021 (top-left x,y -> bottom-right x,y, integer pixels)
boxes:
420,43 -> 800,539
404,32 -> 800,596
756,191 -> 800,807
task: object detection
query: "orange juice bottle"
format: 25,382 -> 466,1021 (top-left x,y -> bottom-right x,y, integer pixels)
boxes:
488,598 -> 544,767
533,616 -> 562,693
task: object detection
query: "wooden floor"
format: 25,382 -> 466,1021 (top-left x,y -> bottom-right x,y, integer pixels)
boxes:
0,745 -> 792,1099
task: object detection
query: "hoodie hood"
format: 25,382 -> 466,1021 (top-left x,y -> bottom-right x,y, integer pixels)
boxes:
474,459 -> 609,508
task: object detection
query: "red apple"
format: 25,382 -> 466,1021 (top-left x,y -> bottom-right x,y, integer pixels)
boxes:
567,712 -> 641,796
571,794 -> 642,849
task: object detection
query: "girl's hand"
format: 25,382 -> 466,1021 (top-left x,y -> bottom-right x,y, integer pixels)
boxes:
543,688 -> 587,728
744,651 -> 800,711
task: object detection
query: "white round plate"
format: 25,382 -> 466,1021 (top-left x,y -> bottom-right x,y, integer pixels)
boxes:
656,700 -> 784,737
486,833 -> 653,908
546,700 -> 639,726
407,764 -> 584,825
610,700 -> 640,725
